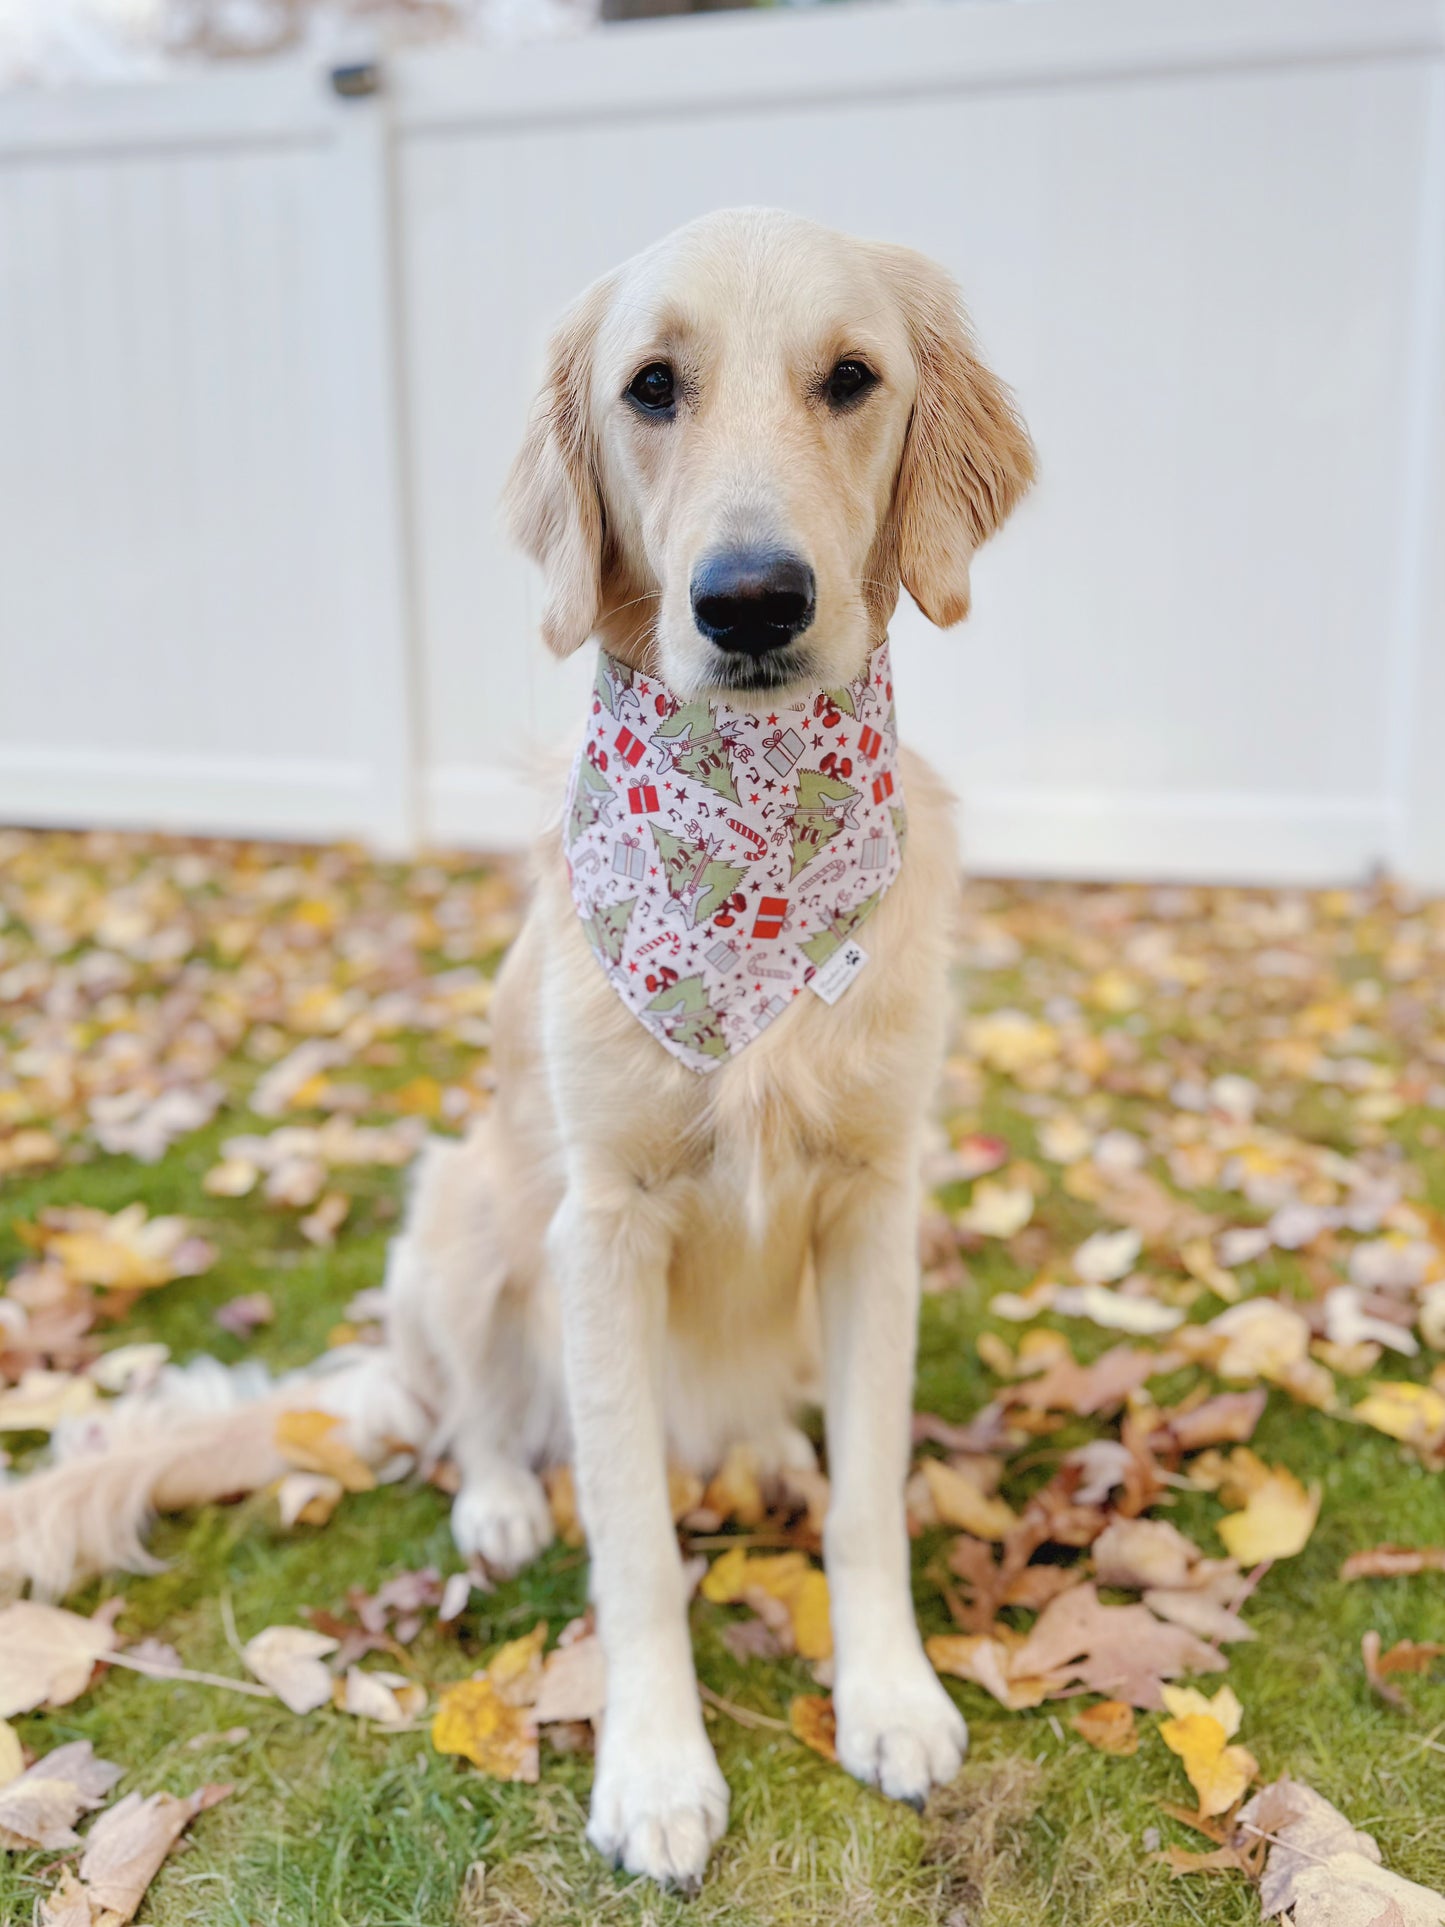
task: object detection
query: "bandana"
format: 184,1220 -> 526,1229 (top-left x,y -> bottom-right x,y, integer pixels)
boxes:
562,638 -> 907,1072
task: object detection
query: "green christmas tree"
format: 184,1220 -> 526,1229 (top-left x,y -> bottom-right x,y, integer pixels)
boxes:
890,802 -> 909,854
645,974 -> 728,1060
800,887 -> 884,969
787,768 -> 858,878
567,759 -> 616,846
650,826 -> 746,929
653,702 -> 738,803
822,684 -> 856,718
584,897 -> 635,967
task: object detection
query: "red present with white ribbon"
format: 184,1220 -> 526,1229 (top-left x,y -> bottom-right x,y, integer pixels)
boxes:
628,782 -> 659,814
871,770 -> 895,805
752,895 -> 788,939
858,724 -> 883,760
615,726 -> 645,767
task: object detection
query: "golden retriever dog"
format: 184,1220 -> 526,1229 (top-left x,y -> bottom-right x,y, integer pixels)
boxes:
0,208 -> 1032,1891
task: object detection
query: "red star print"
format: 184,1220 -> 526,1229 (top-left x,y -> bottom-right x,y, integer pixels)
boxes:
767,713 -> 779,725
628,962 -> 638,973
749,793 -> 759,804
836,733 -> 847,746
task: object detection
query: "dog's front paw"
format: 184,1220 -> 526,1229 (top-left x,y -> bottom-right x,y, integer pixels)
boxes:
834,1660 -> 967,1808
450,1460 -> 553,1574
588,1723 -> 729,1892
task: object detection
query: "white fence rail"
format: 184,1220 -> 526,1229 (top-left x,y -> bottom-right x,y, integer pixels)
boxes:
1,0 -> 1443,885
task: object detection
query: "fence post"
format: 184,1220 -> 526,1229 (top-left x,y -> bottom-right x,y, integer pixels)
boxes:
319,62 -> 421,856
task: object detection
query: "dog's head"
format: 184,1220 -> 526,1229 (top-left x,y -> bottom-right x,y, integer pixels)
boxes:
507,207 -> 1034,702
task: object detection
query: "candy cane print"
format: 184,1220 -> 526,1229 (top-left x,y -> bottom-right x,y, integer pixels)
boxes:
725,815 -> 767,855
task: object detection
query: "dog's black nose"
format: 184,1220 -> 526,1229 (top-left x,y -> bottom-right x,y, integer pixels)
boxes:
690,549 -> 816,654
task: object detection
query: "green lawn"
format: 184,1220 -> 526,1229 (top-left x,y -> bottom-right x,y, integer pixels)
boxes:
1,839 -> 1443,1925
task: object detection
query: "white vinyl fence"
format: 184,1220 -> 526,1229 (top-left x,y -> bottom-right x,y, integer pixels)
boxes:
1,0 -> 1443,886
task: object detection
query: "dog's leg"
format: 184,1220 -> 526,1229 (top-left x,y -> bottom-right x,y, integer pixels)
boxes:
816,1167 -> 967,1806
548,1177 -> 728,1891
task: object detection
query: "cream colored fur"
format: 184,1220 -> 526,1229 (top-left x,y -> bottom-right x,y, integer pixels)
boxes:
0,209 -> 1032,1894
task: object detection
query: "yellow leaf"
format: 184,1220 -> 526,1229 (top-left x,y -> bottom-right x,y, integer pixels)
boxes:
431,1676 -> 538,1781
1217,1466 -> 1320,1564
486,1623 -> 547,1708
700,1545 -> 752,1605
921,1459 -> 1018,1541
274,1410 -> 375,1493
786,1570 -> 833,1662
703,1444 -> 765,1527
543,1465 -> 585,1547
1160,1683 -> 1243,1740
789,1695 -> 837,1762
1355,1381 -> 1445,1449
1159,1712 -> 1257,1818
1072,1700 -> 1138,1755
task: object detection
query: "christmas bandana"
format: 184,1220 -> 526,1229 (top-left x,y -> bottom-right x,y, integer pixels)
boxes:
562,639 -> 907,1073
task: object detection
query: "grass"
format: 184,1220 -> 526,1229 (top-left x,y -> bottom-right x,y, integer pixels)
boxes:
2,846 -> 1444,1925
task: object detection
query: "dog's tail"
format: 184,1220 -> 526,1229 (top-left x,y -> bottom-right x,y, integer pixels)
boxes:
0,1347 -> 436,1602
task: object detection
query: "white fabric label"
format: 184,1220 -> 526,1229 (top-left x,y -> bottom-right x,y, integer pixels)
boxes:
808,940 -> 870,1005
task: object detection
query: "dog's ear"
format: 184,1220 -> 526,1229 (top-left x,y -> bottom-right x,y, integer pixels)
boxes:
883,247 -> 1035,629
505,279 -> 614,658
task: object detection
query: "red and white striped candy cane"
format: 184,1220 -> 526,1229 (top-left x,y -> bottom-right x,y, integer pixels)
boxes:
725,816 -> 767,855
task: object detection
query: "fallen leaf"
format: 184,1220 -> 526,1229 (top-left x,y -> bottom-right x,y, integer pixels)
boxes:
26,1205 -> 215,1292
1355,1382 -> 1445,1456
274,1410 -> 376,1492
1008,1345 -> 1162,1417
0,1369 -> 98,1432
1009,1583 -> 1226,1710
1238,1777 -> 1445,1924
431,1677 -> 538,1781
702,1548 -> 833,1659
1072,1228 -> 1143,1286
1049,1284 -> 1184,1335
789,1695 -> 837,1761
1362,1631 -> 1445,1711
926,1630 -> 1064,1711
486,1624 -> 548,1707
957,1179 -> 1034,1239
533,1634 -> 605,1726
242,1626 -> 339,1714
0,1741 -> 123,1850
0,1602 -> 118,1717
1341,1545 -> 1445,1582
1216,1462 -> 1321,1564
213,1292 -> 274,1337
1072,1700 -> 1138,1755
0,1723 -> 20,1788
276,1471 -> 344,1528
336,1667 -> 425,1726
39,1781 -> 231,1924
921,1459 -> 1019,1541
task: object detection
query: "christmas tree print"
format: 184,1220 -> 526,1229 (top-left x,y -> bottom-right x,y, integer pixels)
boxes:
584,896 -> 635,967
800,887 -> 883,968
821,683 -> 856,718
890,801 -> 909,854
653,701 -> 739,803
645,974 -> 729,1060
567,758 -> 616,846
786,768 -> 859,878
650,825 -> 747,929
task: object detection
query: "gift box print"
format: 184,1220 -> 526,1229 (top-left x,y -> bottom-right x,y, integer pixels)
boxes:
763,728 -> 804,776
612,838 -> 646,879
628,782 -> 659,814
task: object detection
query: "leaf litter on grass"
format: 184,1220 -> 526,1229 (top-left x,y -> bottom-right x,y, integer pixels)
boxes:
3,836 -> 1445,1919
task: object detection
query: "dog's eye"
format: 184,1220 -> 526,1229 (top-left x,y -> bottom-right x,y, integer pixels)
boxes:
627,362 -> 676,414
827,358 -> 877,407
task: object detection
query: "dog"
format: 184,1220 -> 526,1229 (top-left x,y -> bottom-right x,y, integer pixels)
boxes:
0,208 -> 1032,1892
